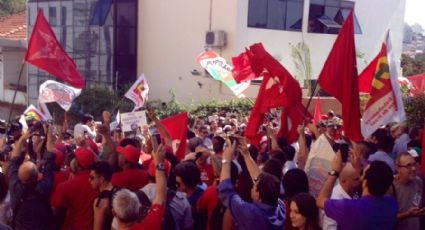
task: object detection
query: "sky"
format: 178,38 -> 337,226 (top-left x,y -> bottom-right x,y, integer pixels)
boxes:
404,0 -> 425,28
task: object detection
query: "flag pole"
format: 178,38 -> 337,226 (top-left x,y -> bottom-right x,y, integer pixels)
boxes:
7,62 -> 26,123
303,79 -> 320,125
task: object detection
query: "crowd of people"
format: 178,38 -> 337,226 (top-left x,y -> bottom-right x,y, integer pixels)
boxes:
0,108 -> 424,230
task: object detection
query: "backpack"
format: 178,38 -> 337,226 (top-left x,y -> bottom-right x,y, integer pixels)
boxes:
136,189 -> 177,230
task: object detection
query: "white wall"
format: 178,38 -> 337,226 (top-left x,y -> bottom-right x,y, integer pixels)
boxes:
138,0 -> 406,103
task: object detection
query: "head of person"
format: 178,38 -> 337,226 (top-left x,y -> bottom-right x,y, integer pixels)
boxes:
116,144 -> 141,169
339,163 -> 362,196
74,147 -> 96,171
199,125 -> 210,139
262,158 -> 283,181
376,134 -> 394,153
363,161 -> 394,197
212,135 -> 225,153
18,161 -> 38,185
112,189 -> 141,225
325,120 -> 338,138
81,113 -> 94,125
188,137 -> 203,153
395,152 -> 417,183
89,161 -> 113,190
290,193 -> 320,230
173,161 -> 201,193
282,168 -> 309,199
251,172 -> 281,207
282,146 -> 296,161
271,150 -> 287,166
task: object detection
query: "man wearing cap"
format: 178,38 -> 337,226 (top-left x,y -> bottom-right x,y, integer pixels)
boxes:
51,147 -> 98,230
112,144 -> 148,191
304,118 -> 341,197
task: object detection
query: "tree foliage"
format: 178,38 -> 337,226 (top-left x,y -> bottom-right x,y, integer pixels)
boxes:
0,0 -> 26,16
404,95 -> 425,128
401,54 -> 425,77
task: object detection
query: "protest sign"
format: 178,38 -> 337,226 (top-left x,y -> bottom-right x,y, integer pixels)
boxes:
120,111 -> 147,132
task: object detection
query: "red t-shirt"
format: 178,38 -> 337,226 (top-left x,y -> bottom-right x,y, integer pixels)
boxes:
197,185 -> 220,230
53,170 -> 70,191
51,171 -> 99,230
111,168 -> 148,191
129,204 -> 165,230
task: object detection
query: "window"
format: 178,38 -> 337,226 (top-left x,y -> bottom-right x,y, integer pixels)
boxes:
308,0 -> 362,34
248,0 -> 304,31
49,7 -> 57,26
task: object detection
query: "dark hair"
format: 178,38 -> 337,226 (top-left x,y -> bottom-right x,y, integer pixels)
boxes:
81,113 -> 94,124
262,158 -> 283,181
291,193 -> 321,230
277,137 -> 288,150
212,136 -> 225,153
256,172 -> 281,207
119,138 -> 141,149
188,137 -> 203,152
271,150 -> 287,166
0,173 -> 8,202
376,134 -> 394,153
282,168 -> 309,199
235,171 -> 253,202
365,161 -> 394,197
282,146 -> 296,161
248,145 -> 259,162
305,134 -> 313,149
407,140 -> 421,149
91,161 -> 113,181
173,161 -> 201,189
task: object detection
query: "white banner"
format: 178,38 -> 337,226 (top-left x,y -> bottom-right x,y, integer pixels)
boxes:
125,74 -> 149,111
39,80 -> 82,111
120,111 -> 147,132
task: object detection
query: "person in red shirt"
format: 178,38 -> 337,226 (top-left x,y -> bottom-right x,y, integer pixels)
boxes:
51,147 -> 99,230
112,144 -> 148,191
112,144 -> 167,230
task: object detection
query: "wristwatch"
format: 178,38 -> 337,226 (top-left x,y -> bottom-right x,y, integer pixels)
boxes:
328,170 -> 339,177
156,163 -> 165,171
221,159 -> 231,164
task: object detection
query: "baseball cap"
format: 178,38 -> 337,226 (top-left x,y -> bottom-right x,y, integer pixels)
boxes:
75,147 -> 96,168
148,160 -> 171,177
116,145 -> 140,164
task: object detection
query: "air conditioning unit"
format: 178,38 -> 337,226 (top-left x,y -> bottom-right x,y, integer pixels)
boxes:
205,30 -> 227,48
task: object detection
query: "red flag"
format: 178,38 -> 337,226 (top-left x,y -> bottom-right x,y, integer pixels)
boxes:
278,102 -> 311,143
25,9 -> 85,88
238,43 -> 303,145
313,96 -> 322,125
231,49 -> 259,83
317,11 -> 363,142
358,52 -> 380,93
160,112 -> 188,160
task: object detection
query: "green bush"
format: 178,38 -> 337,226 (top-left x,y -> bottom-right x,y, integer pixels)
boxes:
47,87 -> 254,126
404,95 -> 425,128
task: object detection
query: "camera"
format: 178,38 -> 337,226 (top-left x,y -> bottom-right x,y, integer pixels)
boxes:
30,121 -> 46,136
332,142 -> 349,163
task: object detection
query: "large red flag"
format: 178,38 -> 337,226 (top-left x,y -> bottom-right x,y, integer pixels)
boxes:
160,112 -> 188,160
317,11 -> 363,142
313,95 -> 322,125
235,43 -> 303,145
25,9 -> 85,88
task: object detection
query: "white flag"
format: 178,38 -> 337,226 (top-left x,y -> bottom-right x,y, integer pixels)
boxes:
125,74 -> 149,111
39,80 -> 82,111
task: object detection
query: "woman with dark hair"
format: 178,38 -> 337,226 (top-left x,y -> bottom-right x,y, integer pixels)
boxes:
282,168 -> 310,230
289,193 -> 322,230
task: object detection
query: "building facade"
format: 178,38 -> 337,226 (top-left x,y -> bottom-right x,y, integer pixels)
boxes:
27,0 -> 138,104
137,0 -> 406,103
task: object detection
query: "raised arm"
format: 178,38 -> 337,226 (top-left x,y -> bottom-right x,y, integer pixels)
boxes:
238,136 -> 261,181
152,144 -> 166,205
148,111 -> 172,148
317,151 -> 343,209
296,125 -> 309,170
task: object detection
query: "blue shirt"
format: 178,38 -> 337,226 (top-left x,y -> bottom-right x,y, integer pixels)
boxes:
324,195 -> 398,230
218,179 -> 285,230
368,151 -> 395,172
